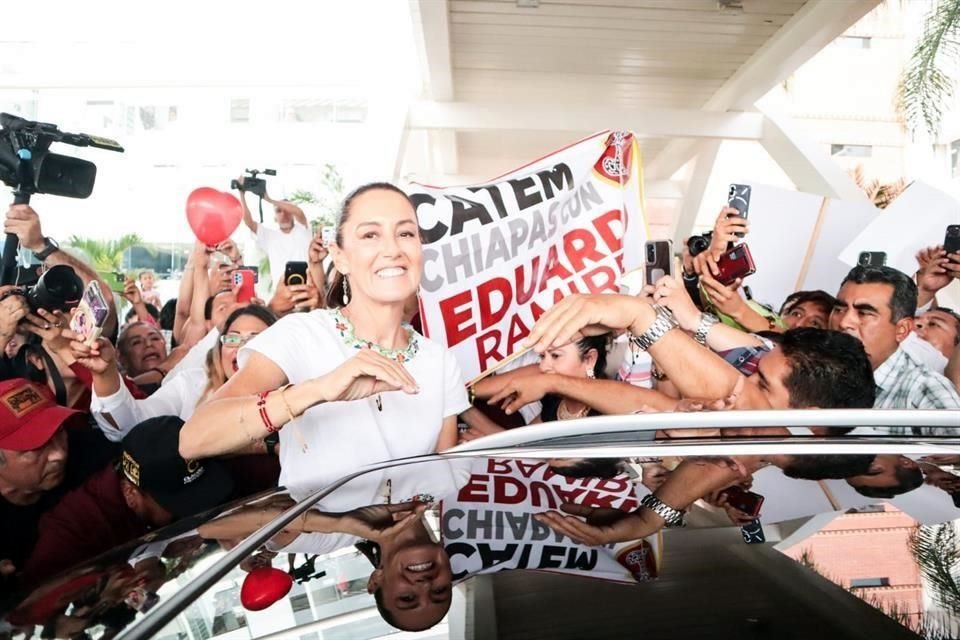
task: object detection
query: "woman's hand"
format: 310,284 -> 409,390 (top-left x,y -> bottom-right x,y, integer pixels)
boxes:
122,278 -> 143,306
317,349 -> 419,403
67,334 -> 118,376
652,274 -> 701,332
308,237 -> 328,266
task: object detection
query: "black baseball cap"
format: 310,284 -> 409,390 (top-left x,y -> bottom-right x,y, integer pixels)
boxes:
120,416 -> 233,519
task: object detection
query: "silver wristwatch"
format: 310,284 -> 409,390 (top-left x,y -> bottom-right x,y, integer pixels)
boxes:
630,305 -> 678,352
694,312 -> 720,346
640,494 -> 685,527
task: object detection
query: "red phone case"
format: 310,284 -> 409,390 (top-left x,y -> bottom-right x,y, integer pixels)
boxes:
233,269 -> 255,303
720,486 -> 764,517
715,243 -> 756,285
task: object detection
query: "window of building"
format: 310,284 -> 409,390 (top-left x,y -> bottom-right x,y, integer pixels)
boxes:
230,98 -> 250,123
831,144 -> 873,158
850,577 -> 890,588
280,98 -> 368,124
951,139 -> 959,178
836,36 -> 872,49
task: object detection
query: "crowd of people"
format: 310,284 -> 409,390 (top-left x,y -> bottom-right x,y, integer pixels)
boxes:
1,178 -> 959,632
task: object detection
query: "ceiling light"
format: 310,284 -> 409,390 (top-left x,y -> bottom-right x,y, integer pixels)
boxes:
516,0 -> 540,7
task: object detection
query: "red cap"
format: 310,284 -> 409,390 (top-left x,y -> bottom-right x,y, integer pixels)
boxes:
0,379 -> 82,451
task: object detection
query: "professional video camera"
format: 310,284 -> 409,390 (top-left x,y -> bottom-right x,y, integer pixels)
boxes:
231,168 -> 276,198
0,113 -> 124,285
231,168 -> 277,222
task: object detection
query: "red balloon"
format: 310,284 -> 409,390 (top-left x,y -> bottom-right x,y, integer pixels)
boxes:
185,187 -> 243,246
240,567 -> 293,611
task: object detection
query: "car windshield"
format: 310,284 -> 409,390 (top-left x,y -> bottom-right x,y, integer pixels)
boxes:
3,415 -> 959,640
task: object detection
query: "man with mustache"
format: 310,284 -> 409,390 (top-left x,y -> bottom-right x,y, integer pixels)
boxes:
0,378 -> 118,576
829,265 -> 960,430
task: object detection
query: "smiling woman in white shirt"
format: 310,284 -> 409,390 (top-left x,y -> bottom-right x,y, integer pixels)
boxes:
179,183 -> 469,496
84,305 -> 278,441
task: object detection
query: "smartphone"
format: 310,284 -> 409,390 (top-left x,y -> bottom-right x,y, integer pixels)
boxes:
857,251 -> 887,267
727,183 -> 751,238
232,269 -> 256,303
644,240 -> 673,286
719,485 -> 765,518
740,519 -> 766,545
109,272 -> 127,294
70,281 -> 110,346
321,226 -> 336,248
284,261 -> 308,287
944,225 -> 960,255
239,265 -> 260,284
715,243 -> 756,285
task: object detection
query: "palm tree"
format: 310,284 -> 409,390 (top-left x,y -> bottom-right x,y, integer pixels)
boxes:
909,523 -> 960,633
65,234 -> 144,274
849,166 -> 908,209
898,0 -> 960,136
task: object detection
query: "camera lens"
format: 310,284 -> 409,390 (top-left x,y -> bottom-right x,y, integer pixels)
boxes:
646,245 -> 656,263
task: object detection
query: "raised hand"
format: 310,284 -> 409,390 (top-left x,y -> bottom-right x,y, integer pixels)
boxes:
652,274 -> 701,331
525,294 -> 647,353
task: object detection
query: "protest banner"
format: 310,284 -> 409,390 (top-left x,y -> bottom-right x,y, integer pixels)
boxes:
408,131 -> 647,381
441,458 -> 661,584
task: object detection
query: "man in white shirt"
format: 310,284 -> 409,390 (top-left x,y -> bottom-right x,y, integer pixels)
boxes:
237,179 -> 312,292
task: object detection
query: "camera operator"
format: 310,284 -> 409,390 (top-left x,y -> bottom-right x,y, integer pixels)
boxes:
235,177 -> 311,292
3,204 -> 120,339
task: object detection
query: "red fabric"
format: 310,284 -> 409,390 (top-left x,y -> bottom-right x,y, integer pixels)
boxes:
69,363 -> 147,411
22,466 -> 147,586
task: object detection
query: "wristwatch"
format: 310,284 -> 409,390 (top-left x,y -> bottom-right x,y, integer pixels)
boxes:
694,312 -> 720,346
33,237 -> 60,261
630,305 -> 678,352
640,493 -> 685,527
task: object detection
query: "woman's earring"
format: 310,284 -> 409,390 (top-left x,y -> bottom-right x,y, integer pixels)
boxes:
586,368 -> 596,379
342,277 -> 350,305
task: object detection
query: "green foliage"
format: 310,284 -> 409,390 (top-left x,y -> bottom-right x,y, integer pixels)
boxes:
910,524 -> 960,614
65,234 -> 145,272
898,0 -> 960,136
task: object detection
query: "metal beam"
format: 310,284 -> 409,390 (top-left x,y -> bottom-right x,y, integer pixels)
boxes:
760,111 -> 868,201
408,101 -> 765,140
645,0 -> 882,179
672,140 -> 721,246
408,0 -> 458,181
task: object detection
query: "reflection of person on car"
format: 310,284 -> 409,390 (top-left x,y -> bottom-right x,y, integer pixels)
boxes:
199,500 -> 453,632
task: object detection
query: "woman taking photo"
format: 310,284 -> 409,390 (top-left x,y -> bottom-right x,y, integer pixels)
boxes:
79,306 -> 278,441
180,183 -> 470,496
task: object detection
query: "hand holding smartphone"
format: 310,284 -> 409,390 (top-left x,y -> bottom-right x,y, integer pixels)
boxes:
644,240 -> 674,287
284,261 -> 308,287
944,225 -> 960,255
70,281 -> 110,346
718,485 -> 764,518
714,243 -> 756,285
232,269 -> 256,303
727,184 -> 751,238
